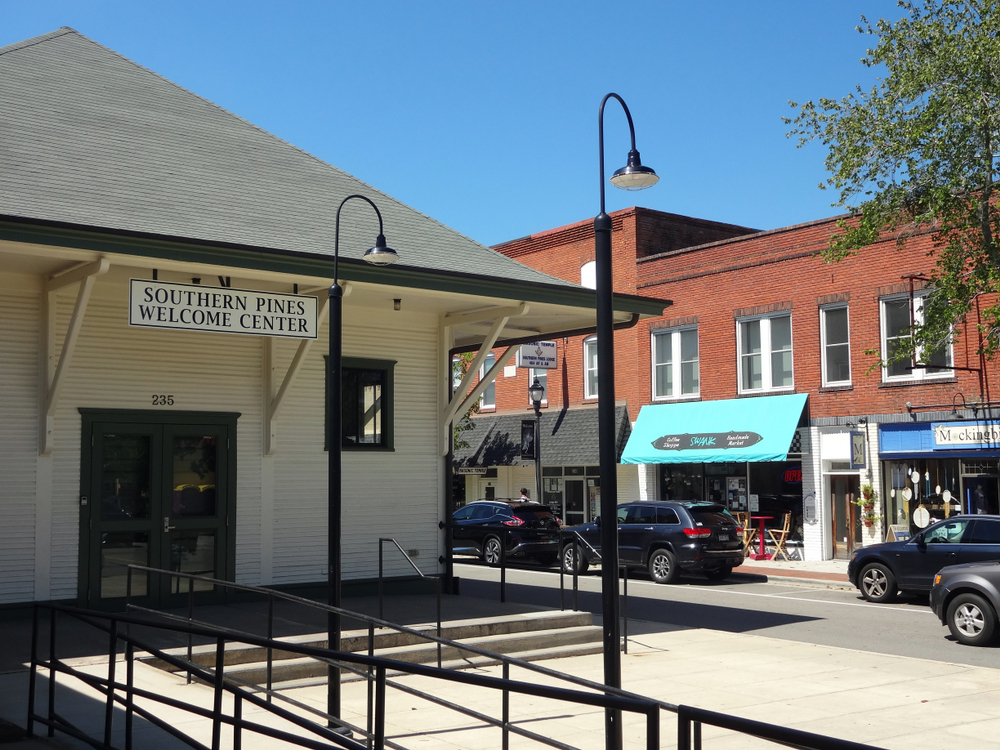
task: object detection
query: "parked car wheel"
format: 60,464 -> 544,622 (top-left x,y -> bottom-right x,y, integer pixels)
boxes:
947,593 -> 998,646
483,536 -> 503,567
534,552 -> 558,567
859,563 -> 897,603
704,565 -> 733,582
561,543 -> 588,575
648,548 -> 679,584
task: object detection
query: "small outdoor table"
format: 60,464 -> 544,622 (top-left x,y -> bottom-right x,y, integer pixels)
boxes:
750,515 -> 773,560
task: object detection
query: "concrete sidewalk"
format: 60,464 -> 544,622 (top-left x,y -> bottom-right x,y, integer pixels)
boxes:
2,579 -> 999,749
2,611 -> 997,750
733,556 -> 852,589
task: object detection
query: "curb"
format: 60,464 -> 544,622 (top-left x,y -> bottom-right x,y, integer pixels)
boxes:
730,571 -> 855,591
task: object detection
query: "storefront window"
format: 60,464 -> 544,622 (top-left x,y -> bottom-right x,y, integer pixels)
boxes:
749,461 -> 803,541
660,464 -> 705,502
884,458 -> 966,534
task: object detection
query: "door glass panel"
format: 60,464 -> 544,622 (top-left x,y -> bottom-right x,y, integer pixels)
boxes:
101,434 -> 151,520
172,436 -> 217,517
169,530 -> 216,593
101,531 -> 149,598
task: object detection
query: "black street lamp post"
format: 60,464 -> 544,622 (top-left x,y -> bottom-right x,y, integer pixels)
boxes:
594,93 -> 658,750
528,377 -> 545,504
328,194 -> 399,727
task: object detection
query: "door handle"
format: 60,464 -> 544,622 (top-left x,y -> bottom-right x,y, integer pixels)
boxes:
163,516 -> 176,533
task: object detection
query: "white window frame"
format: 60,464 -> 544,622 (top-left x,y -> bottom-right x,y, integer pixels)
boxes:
879,292 -> 952,382
651,326 -> 700,401
736,313 -> 794,394
479,352 -> 496,408
820,305 -> 851,387
583,336 -> 598,400
528,368 -> 548,406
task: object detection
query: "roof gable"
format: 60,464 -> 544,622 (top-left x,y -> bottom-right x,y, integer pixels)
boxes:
0,28 -> 570,287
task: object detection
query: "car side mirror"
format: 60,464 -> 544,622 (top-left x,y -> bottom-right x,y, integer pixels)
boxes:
594,516 -> 602,527
915,534 -> 925,547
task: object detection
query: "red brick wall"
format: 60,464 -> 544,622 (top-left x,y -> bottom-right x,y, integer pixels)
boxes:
479,209 -> 998,422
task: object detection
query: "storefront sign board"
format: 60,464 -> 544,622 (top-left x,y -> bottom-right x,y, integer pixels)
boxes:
456,467 -> 487,475
652,431 -> 763,451
517,341 -> 558,369
932,421 -> 1000,449
129,279 -> 318,339
849,430 -> 867,469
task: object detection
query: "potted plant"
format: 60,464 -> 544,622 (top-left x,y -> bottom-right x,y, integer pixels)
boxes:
855,484 -> 878,513
862,509 -> 879,528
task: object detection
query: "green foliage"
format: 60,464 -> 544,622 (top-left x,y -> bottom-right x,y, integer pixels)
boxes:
452,352 -> 480,450
785,0 -> 1000,361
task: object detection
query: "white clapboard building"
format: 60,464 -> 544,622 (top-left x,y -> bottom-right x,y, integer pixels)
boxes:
0,28 -> 664,610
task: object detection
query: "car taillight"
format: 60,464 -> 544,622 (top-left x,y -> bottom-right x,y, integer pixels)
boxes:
555,517 -> 563,527
683,527 -> 712,538
735,527 -> 744,534
503,517 -> 524,527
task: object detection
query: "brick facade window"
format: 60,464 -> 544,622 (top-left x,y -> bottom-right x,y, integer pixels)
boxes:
584,336 -> 598,399
737,314 -> 793,393
880,292 -> 952,381
820,305 -> 851,386
651,327 -> 699,400
480,352 -> 496,408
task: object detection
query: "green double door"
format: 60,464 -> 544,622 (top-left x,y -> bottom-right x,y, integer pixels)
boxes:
80,411 -> 237,610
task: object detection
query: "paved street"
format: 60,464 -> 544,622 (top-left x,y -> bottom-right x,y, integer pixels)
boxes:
455,561 -> 1000,669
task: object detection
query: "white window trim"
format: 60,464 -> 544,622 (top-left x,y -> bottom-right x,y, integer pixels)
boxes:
736,313 -> 794,395
479,352 -> 496,408
528,367 -> 548,406
650,326 -> 700,401
879,292 -> 952,382
583,336 -> 598,400
820,304 -> 851,387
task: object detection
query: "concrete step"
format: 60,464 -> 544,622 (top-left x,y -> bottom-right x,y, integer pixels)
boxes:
141,609 -> 594,672
220,625 -> 603,685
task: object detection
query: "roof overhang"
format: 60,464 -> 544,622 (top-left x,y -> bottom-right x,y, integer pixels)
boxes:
0,216 -> 670,348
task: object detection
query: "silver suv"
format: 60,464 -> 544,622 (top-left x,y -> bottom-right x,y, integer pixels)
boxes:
930,560 -> 1000,646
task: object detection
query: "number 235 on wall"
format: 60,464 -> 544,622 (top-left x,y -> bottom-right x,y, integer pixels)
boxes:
152,395 -> 175,406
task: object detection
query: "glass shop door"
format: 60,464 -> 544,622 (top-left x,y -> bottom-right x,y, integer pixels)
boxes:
81,417 -> 232,610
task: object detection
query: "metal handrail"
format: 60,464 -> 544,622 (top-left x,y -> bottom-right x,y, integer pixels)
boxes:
377,537 -> 442,670
28,602 -> 661,750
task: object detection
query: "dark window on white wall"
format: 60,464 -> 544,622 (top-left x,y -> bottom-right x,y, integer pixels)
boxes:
325,357 -> 395,450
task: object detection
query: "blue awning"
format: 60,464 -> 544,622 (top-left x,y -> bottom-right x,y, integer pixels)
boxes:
621,393 -> 808,464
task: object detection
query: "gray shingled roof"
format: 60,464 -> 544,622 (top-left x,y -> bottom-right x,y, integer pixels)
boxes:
0,28 -> 574,286
453,406 -> 631,467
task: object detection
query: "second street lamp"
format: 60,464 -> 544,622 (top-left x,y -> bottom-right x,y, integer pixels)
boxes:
528,376 -> 545,505
594,93 -> 658,750
328,193 -> 399,729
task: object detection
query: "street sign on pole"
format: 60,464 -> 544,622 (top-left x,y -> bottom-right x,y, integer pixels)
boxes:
517,341 -> 558,370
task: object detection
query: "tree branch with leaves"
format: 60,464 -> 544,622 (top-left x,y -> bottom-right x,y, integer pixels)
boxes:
785,0 -> 1000,362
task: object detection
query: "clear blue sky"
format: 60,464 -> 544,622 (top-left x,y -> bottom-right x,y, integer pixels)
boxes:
2,1 -> 905,247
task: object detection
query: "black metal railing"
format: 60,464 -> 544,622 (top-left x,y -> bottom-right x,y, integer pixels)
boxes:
377,537 -> 442,670
27,602 -> 661,750
74,563 -> 885,750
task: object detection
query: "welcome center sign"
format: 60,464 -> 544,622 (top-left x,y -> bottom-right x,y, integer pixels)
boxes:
129,279 -> 318,339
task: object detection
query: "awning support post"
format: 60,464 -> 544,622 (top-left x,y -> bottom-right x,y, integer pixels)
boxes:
40,257 -> 110,456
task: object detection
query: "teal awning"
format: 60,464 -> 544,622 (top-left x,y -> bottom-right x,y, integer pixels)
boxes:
621,393 -> 808,464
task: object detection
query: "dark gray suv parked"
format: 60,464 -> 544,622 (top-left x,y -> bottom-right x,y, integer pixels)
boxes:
848,515 -> 1000,602
561,501 -> 744,583
451,501 -> 561,566
930,561 -> 1000,646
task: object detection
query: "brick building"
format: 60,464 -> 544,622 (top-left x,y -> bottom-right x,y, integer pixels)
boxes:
453,207 -> 1000,562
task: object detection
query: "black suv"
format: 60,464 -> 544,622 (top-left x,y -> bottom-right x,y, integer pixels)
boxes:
848,515 -> 1000,602
451,501 -> 561,566
561,501 -> 744,583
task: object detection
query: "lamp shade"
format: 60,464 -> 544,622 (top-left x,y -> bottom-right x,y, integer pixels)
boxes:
363,233 -> 400,266
610,149 -> 659,191
528,377 -> 545,405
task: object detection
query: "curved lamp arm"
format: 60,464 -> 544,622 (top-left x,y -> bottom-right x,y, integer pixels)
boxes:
598,93 -> 658,213
333,193 -> 387,285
